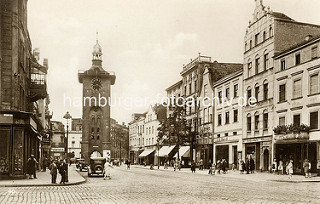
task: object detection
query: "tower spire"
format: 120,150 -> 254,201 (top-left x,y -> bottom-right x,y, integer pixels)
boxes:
92,32 -> 103,65
96,31 -> 99,43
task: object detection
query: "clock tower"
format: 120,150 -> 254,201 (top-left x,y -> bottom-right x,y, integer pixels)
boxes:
78,39 -> 116,162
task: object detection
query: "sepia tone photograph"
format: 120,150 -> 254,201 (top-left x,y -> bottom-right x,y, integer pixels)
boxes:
1,0 -> 320,203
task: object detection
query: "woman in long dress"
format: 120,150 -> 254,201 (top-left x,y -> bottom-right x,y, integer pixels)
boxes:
104,160 -> 113,180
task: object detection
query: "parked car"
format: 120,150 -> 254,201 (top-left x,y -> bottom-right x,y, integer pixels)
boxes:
88,157 -> 106,177
79,161 -> 89,172
75,159 -> 85,169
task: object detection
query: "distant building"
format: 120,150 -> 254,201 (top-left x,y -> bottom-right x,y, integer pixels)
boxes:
50,121 -> 65,160
69,118 -> 82,158
110,119 -> 129,162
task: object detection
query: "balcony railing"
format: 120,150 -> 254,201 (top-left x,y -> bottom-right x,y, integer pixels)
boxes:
182,55 -> 212,72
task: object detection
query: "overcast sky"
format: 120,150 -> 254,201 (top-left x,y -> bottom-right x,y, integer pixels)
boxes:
28,0 -> 320,124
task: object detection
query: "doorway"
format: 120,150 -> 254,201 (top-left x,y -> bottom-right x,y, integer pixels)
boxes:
263,149 -> 269,171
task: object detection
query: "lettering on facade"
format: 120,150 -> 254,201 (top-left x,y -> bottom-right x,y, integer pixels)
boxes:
274,133 -> 309,142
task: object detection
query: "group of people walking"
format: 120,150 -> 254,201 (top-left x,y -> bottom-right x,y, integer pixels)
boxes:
48,159 -> 68,184
272,158 -> 312,179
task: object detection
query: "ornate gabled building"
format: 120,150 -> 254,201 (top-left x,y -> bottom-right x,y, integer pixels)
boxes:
78,39 -> 116,162
242,0 -> 320,171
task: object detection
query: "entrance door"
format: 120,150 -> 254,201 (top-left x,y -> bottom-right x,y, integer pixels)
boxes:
308,143 -> 317,172
216,145 -> 229,163
263,149 -> 269,171
233,146 -> 238,168
0,129 -> 10,174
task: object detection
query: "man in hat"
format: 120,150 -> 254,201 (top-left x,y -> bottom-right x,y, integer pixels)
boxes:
49,160 -> 58,184
27,154 -> 38,179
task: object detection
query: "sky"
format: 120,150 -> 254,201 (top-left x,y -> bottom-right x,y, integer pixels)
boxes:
27,0 -> 320,124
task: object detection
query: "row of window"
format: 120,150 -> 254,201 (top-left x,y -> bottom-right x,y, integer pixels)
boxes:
247,112 -> 269,131
278,112 -> 318,130
247,52 -> 270,78
217,109 -> 239,126
247,82 -> 269,102
217,131 -> 238,138
217,84 -> 239,102
245,26 -> 273,52
280,46 -> 318,71
279,74 -> 319,103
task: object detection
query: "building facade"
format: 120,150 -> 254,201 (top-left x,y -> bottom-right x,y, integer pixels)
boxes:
110,118 -> 129,162
128,113 -> 146,164
0,0 -> 50,177
50,121 -> 65,160
78,40 -> 116,162
242,0 -> 320,171
69,118 -> 82,159
213,70 -> 243,168
273,36 -> 320,174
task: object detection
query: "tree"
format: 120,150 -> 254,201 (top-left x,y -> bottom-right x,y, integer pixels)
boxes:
157,104 -> 196,160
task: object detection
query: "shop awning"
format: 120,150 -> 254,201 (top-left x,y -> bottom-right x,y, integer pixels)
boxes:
173,146 -> 190,158
138,149 -> 155,157
157,145 -> 176,157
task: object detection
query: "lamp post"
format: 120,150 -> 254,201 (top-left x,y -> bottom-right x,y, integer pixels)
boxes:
63,111 -> 72,182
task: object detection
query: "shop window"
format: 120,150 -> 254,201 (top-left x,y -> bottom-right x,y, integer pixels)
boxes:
310,112 -> 318,130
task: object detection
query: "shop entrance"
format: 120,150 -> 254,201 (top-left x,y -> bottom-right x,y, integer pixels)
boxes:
245,143 -> 260,170
216,145 -> 229,164
263,149 -> 269,171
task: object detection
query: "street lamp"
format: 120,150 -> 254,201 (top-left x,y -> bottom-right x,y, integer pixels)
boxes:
63,111 -> 72,182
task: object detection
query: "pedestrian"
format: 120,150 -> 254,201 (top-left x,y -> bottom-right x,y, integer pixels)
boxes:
104,159 -> 113,179
126,159 -> 131,170
303,159 -> 311,178
231,163 -> 235,171
49,160 -> 58,184
164,160 -> 168,169
249,157 -> 255,174
278,160 -> 283,175
287,160 -> 293,179
199,159 -> 204,170
239,160 -> 245,174
246,158 -> 250,174
42,157 -> 48,172
221,159 -> 227,174
208,160 -> 212,175
191,160 -> 196,173
26,154 -> 38,179
272,158 -> 277,174
59,159 -> 67,184
216,160 -> 221,174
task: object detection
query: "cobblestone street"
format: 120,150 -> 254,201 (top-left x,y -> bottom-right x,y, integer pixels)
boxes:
1,166 -> 320,203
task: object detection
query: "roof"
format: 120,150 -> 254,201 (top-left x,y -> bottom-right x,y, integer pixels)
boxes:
270,12 -> 294,21
274,35 -> 320,58
213,70 -> 243,88
165,80 -> 182,92
209,62 -> 243,83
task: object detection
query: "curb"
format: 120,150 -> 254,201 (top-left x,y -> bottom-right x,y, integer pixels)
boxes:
0,170 -> 87,187
270,179 -> 320,183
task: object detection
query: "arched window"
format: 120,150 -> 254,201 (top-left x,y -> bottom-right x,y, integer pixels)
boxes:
263,31 -> 266,41
247,59 -> 252,78
255,54 -> 260,74
269,26 -> 273,37
247,86 -> 252,99
254,112 -> 260,130
263,109 -> 268,129
254,83 -> 260,102
263,80 -> 268,100
247,113 -> 252,131
245,42 -> 248,51
250,40 -> 252,49
263,50 -> 269,70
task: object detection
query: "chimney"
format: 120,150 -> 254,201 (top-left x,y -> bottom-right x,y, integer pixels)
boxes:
33,48 -> 40,61
43,58 -> 48,68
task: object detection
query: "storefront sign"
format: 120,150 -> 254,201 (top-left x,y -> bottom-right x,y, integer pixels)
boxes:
244,137 -> 270,143
51,147 -> 65,152
274,132 -> 309,142
0,114 -> 13,123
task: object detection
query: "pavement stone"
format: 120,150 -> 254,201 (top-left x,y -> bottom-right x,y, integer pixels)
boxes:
0,165 -> 86,187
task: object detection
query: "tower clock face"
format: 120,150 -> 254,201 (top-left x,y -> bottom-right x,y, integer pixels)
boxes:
91,78 -> 102,90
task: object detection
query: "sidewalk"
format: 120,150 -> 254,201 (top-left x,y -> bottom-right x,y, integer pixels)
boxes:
133,165 -> 320,183
0,165 -> 86,187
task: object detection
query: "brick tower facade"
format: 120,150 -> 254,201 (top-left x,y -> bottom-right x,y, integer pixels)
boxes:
78,39 -> 116,162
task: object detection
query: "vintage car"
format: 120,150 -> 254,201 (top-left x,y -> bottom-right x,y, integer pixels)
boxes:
88,157 -> 106,177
